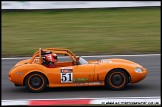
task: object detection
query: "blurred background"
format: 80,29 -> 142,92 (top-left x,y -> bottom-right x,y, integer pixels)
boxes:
2,1 -> 160,57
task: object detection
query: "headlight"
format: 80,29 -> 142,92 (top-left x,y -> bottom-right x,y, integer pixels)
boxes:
135,67 -> 143,73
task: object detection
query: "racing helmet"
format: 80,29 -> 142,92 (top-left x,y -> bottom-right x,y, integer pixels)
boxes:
53,54 -> 58,61
44,53 -> 57,62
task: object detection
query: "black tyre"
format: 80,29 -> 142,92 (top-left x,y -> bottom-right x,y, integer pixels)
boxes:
25,72 -> 47,93
105,69 -> 129,90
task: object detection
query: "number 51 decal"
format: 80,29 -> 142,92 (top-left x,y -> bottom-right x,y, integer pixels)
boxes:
60,67 -> 73,83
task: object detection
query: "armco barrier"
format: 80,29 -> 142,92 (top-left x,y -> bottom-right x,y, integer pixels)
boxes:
2,97 -> 160,106
2,1 -> 160,10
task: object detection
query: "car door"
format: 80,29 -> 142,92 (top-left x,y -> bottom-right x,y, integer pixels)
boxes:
72,63 -> 95,83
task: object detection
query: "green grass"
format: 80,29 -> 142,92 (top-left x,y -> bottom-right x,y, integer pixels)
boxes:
2,7 -> 160,57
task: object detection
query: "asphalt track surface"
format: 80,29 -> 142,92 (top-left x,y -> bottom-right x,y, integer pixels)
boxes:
2,54 -> 161,100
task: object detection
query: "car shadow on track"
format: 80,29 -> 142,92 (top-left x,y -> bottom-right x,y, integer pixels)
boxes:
9,84 -> 150,93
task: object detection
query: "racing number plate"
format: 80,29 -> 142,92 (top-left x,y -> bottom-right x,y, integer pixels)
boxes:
60,67 -> 73,83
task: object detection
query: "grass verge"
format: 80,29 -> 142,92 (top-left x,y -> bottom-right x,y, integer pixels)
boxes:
2,7 -> 160,57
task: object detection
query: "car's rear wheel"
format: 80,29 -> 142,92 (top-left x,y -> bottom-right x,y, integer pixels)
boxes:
105,69 -> 129,90
25,72 -> 47,93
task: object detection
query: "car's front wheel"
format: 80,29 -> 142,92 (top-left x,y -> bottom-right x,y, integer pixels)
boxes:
25,72 -> 47,93
105,69 -> 129,90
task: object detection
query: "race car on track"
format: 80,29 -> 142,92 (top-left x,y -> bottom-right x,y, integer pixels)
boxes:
8,48 -> 148,92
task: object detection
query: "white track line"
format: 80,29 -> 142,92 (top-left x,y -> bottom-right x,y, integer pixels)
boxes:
2,100 -> 29,105
2,54 -> 160,59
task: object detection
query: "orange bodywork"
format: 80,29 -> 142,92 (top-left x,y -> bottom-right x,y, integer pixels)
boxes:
8,48 -> 148,88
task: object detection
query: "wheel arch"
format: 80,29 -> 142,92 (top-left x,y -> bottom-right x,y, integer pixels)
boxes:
23,71 -> 49,86
105,68 -> 131,84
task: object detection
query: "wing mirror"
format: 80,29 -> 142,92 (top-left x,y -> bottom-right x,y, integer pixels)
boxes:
76,61 -> 80,65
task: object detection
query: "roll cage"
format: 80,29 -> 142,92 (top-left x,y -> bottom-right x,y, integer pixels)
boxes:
29,48 -> 78,65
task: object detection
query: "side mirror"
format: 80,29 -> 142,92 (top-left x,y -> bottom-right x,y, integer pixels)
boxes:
76,61 -> 80,65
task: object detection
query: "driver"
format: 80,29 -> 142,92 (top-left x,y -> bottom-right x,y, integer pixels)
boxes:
41,50 -> 58,68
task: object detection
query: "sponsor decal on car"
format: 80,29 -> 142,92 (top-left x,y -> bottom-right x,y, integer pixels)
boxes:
74,81 -> 104,85
73,78 -> 88,82
60,67 -> 73,83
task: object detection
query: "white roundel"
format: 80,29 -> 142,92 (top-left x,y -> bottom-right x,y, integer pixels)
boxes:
60,67 -> 73,83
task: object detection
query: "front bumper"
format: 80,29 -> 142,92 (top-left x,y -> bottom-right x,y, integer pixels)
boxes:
130,68 -> 148,83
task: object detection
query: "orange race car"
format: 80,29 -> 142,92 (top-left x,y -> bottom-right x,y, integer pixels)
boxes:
8,48 -> 148,92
